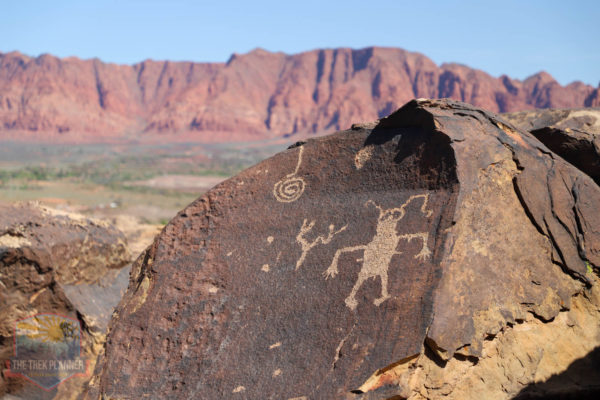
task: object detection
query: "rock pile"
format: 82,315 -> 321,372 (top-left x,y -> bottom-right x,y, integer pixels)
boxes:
0,203 -> 131,399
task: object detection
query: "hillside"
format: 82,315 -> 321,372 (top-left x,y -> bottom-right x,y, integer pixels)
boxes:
1,47 -> 598,142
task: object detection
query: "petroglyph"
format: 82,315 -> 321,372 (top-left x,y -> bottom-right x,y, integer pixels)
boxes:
324,194 -> 433,310
295,219 -> 347,270
274,146 -> 306,202
354,145 -> 374,169
232,386 -> 245,393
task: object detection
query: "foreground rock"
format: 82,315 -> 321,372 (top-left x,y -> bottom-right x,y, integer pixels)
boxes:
86,99 -> 600,399
0,203 -> 131,399
504,107 -> 600,185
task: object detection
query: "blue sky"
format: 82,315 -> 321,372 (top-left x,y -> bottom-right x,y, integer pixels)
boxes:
2,0 -> 599,86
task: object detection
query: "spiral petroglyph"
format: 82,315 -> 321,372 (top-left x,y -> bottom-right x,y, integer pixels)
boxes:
273,177 -> 305,202
273,146 -> 306,203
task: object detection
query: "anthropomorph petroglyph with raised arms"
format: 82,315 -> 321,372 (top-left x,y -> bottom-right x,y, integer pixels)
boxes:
324,194 -> 433,310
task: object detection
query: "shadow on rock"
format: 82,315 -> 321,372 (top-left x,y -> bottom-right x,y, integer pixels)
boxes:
514,346 -> 600,399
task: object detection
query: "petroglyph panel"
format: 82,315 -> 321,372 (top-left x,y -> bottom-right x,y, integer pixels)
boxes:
198,128 -> 458,398
91,124 -> 459,399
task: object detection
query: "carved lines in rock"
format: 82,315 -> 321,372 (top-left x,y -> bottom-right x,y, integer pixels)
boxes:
295,219 -> 347,270
273,146 -> 306,203
322,194 -> 433,310
354,145 -> 374,169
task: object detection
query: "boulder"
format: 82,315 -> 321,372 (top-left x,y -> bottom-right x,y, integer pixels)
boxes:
86,99 -> 600,399
0,203 -> 131,399
504,107 -> 600,185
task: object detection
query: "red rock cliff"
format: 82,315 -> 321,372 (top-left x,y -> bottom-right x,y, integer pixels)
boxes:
1,47 -> 598,141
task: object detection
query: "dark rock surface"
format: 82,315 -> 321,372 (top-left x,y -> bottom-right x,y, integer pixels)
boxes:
0,203 -> 131,399
504,108 -> 600,185
86,99 -> 600,399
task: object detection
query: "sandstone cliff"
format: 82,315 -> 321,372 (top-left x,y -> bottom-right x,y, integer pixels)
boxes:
1,48 -> 598,141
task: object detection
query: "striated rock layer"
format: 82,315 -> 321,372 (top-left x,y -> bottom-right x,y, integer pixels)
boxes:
86,99 -> 600,399
0,203 -> 131,399
1,47 -> 599,142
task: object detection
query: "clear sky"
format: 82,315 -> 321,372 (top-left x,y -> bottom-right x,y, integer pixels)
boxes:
2,0 -> 599,86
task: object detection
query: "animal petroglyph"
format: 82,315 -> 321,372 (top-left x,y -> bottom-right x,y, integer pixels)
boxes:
324,194 -> 433,310
296,219 -> 347,270
274,146 -> 306,203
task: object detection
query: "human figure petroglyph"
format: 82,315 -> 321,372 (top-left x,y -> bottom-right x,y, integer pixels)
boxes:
273,146 -> 306,203
296,219 -> 347,270
324,194 -> 433,310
